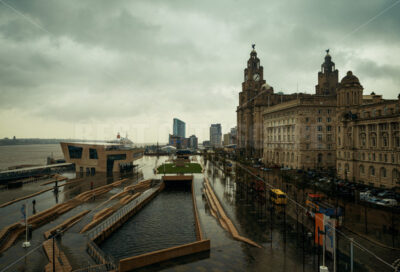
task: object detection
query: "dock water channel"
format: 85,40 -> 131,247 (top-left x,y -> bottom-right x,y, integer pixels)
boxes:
100,183 -> 197,260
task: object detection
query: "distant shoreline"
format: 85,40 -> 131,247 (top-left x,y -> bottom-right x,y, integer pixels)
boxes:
0,139 -> 163,147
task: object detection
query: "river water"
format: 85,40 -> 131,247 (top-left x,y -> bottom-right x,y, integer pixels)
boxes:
0,144 -> 63,170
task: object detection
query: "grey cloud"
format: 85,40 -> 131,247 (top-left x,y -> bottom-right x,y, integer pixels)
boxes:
0,0 -> 399,141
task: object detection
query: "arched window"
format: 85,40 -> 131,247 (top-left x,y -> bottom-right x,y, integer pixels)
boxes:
369,166 -> 375,176
380,167 -> 387,178
359,165 -> 364,174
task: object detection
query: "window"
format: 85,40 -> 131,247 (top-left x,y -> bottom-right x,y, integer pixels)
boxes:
108,154 -> 127,160
382,133 -> 388,147
372,153 -> 376,161
317,126 -> 323,132
359,165 -> 364,174
306,126 -> 310,131
89,148 -> 98,159
327,109 -> 331,114
327,134 -> 332,141
318,109 -> 322,114
68,145 -> 83,159
370,166 -> 375,176
327,117 -> 331,122
360,134 -> 366,147
318,134 -> 323,142
327,126 -> 332,131
370,134 -> 377,147
394,133 -> 400,148
305,117 -> 309,122
317,117 -> 322,122
393,169 -> 400,185
381,167 -> 386,178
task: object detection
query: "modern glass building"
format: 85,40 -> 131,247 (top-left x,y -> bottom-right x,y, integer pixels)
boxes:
210,124 -> 222,147
173,118 -> 186,138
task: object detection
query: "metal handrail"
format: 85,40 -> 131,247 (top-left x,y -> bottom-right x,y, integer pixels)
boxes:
87,183 -> 160,240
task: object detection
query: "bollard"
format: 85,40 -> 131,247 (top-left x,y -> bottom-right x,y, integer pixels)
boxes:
319,266 -> 329,272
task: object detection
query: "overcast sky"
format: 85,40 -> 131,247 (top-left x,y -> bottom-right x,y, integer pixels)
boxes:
0,0 -> 399,143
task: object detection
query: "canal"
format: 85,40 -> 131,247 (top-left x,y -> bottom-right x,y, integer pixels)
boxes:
100,185 -> 197,260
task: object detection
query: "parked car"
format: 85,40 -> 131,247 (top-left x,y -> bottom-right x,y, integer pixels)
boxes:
367,197 -> 380,204
376,199 -> 398,207
378,190 -> 396,198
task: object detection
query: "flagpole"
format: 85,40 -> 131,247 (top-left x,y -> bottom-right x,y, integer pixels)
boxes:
22,200 -> 30,248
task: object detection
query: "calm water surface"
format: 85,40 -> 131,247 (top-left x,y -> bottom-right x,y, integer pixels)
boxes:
0,144 -> 63,170
101,186 -> 196,260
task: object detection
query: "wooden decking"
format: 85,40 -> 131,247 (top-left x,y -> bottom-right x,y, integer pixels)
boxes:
43,239 -> 72,272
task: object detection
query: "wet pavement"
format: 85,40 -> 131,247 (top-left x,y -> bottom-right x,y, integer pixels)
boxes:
0,155 -> 396,271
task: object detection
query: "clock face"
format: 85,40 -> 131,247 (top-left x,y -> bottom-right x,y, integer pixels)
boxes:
253,73 -> 260,81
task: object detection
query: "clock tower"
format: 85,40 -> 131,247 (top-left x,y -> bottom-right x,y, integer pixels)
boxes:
237,45 -> 267,159
243,46 -> 265,91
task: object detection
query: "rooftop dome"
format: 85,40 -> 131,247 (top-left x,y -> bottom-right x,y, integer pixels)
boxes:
340,71 -> 360,86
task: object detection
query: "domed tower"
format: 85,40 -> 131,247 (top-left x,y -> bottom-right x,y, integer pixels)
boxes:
315,50 -> 339,96
337,71 -> 363,107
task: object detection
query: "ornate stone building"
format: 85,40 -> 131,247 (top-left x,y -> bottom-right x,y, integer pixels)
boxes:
263,95 -> 337,170
336,71 -> 400,188
263,51 -> 339,170
237,47 -> 400,188
237,47 -> 298,159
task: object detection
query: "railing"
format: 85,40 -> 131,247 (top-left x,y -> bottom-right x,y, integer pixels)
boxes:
87,179 -> 161,241
86,239 -> 117,271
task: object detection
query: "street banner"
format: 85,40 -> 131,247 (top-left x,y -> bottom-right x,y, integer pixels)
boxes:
325,217 -> 337,254
315,213 -> 324,245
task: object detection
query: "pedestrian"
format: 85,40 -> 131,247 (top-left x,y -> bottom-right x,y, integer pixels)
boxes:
32,199 -> 36,214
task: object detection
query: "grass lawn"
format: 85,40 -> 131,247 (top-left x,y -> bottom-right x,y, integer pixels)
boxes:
157,163 -> 202,174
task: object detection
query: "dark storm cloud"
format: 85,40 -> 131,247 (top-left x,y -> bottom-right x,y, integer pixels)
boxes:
0,0 -> 399,140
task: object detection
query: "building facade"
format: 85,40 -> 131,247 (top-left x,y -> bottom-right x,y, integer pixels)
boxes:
263,51 -> 338,170
258,48 -> 400,188
210,124 -> 222,147
263,95 -> 337,170
173,118 -> 186,138
60,142 -> 143,173
189,135 -> 198,149
335,72 -> 400,188
169,134 -> 188,149
237,47 -> 299,159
